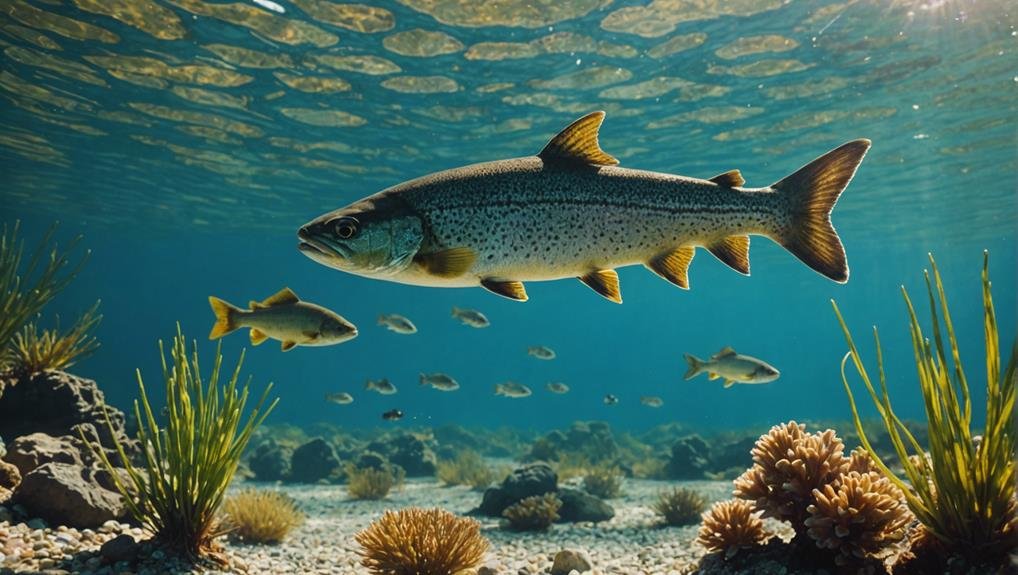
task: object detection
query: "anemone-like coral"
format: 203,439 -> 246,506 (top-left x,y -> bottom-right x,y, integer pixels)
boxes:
805,471 -> 912,566
502,493 -> 561,531
355,507 -> 489,575
582,465 -> 623,499
697,499 -> 770,559
222,488 -> 305,544
652,486 -> 707,526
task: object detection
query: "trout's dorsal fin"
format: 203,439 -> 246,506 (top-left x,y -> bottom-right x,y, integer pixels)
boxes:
253,287 -> 299,309
539,111 -> 618,167
708,235 -> 750,275
714,346 -> 737,359
708,170 -> 745,187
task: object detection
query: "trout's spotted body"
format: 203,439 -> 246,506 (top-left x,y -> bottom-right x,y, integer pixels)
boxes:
299,112 -> 870,303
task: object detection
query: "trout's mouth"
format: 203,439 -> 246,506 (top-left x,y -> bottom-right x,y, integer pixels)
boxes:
297,228 -> 350,263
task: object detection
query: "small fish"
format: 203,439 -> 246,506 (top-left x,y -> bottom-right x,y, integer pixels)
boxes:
252,0 -> 285,13
451,306 -> 490,328
545,382 -> 570,394
684,347 -> 780,388
603,394 -> 619,405
365,378 -> 398,395
382,408 -> 404,421
494,381 -> 532,398
640,396 -> 664,408
420,372 -> 460,391
527,346 -> 556,360
325,392 -> 354,405
208,287 -> 357,352
378,314 -> 417,334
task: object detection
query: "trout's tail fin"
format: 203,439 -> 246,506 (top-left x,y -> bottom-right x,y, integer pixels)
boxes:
683,354 -> 705,380
208,296 -> 242,340
772,139 -> 870,283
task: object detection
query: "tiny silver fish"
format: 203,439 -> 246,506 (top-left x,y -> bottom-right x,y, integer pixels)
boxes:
495,381 -> 532,398
603,394 -> 619,405
545,382 -> 570,394
365,378 -> 398,395
684,347 -> 780,388
325,392 -> 354,405
640,396 -> 663,408
378,314 -> 417,334
451,306 -> 490,328
527,345 -> 556,360
420,372 -> 460,391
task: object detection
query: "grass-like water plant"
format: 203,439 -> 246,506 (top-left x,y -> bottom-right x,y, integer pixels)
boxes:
356,507 -> 489,575
436,450 -> 498,490
87,325 -> 277,559
653,486 -> 708,526
502,493 -> 561,531
10,301 -> 101,375
222,488 -> 304,544
346,463 -> 404,500
582,465 -> 623,499
832,252 -> 1017,560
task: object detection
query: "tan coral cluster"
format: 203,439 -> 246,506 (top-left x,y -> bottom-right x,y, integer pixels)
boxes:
697,499 -> 770,559
355,507 -> 489,575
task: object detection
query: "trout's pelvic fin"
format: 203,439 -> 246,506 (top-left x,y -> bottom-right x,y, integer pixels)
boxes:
646,246 -> 695,290
539,111 -> 618,167
481,278 -> 528,302
707,235 -> 750,275
708,170 -> 745,187
251,287 -> 299,310
250,328 -> 268,346
578,269 -> 622,304
415,247 -> 476,278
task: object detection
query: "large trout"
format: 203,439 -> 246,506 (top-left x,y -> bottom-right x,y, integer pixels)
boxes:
298,112 -> 870,303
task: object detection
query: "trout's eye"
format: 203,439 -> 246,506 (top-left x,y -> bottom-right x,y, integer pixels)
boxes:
333,217 -> 359,239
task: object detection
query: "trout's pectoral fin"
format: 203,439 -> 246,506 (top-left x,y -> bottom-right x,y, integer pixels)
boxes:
253,287 -> 299,309
415,247 -> 476,278
481,278 -> 528,302
281,340 -> 297,352
708,236 -> 750,275
538,111 -> 618,167
303,330 -> 320,341
723,379 -> 736,388
708,170 -> 745,187
250,328 -> 268,346
645,246 -> 695,290
578,269 -> 622,304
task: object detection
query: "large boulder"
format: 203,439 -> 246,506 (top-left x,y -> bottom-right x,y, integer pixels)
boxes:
0,459 -> 20,501
711,435 -> 757,474
666,435 -> 711,479
367,433 -> 437,477
524,422 -> 619,464
476,463 -> 557,516
557,488 -> 614,523
248,440 -> 292,482
12,462 -> 125,528
3,433 -> 83,476
289,438 -> 340,483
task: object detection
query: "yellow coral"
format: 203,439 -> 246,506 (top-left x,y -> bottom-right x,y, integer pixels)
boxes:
222,488 -> 304,544
697,499 -> 770,559
502,493 -> 561,531
804,471 -> 911,566
355,507 -> 489,575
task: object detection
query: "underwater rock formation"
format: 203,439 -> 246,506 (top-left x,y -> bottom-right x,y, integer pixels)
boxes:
12,462 -> 125,527
249,439 -> 292,482
0,458 -> 19,501
556,488 -> 615,523
666,435 -> 711,479
524,421 -> 620,464
367,433 -> 437,477
289,437 -> 341,483
477,462 -> 557,516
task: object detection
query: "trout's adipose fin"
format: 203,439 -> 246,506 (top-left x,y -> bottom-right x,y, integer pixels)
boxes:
708,170 -> 745,187
646,246 -> 695,290
481,278 -> 528,301
539,111 -> 618,167
772,139 -> 871,283
208,296 -> 241,340
707,236 -> 750,275
578,269 -> 622,304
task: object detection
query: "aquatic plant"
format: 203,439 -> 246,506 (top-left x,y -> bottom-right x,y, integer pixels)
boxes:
9,301 -> 101,375
833,252 -> 1017,561
804,471 -> 912,566
87,326 -> 277,559
221,488 -> 304,544
346,463 -> 404,500
653,486 -> 708,526
553,451 -> 594,481
582,465 -> 623,499
502,493 -> 561,531
436,450 -> 498,490
697,499 -> 770,559
0,221 -> 87,376
355,507 -> 489,575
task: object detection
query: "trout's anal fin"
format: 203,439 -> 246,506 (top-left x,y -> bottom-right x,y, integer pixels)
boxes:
645,246 -> 695,290
723,379 -> 736,388
578,269 -> 622,303
250,328 -> 268,346
538,111 -> 618,167
254,287 -> 299,309
481,278 -> 528,302
708,170 -> 745,187
707,236 -> 750,275
281,340 -> 297,352
415,247 -> 476,278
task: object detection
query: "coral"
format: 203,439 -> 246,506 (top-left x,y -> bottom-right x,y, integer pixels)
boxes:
834,252 -> 1018,561
355,507 -> 489,575
502,493 -> 561,531
346,463 -> 404,500
10,302 -> 101,375
436,450 -> 497,490
582,465 -> 623,499
697,499 -> 770,559
733,422 -> 847,531
86,326 -> 277,558
652,486 -> 707,526
222,488 -> 304,544
805,471 -> 912,566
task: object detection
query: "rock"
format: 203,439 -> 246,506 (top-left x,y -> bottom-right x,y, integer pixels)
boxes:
0,459 -> 21,499
556,488 -> 614,523
550,550 -> 592,575
12,462 -> 124,528
100,534 -> 139,563
367,434 -> 437,477
433,424 -> 483,452
666,435 -> 710,479
3,433 -> 83,476
248,440 -> 292,482
355,451 -> 387,471
477,562 -> 500,575
476,463 -> 557,516
289,438 -> 340,483
711,435 -> 756,473
0,433 -> 5,458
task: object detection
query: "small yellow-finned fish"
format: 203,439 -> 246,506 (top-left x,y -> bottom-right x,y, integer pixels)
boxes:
208,287 -> 357,352
420,372 -> 460,391
684,347 -> 780,388
298,111 -> 869,303
528,345 -> 556,360
494,381 -> 531,398
545,382 -> 570,394
378,313 -> 417,334
365,378 -> 397,395
451,306 -> 490,328
325,392 -> 353,405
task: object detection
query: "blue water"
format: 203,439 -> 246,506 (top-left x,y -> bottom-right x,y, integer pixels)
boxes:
2,0 -> 1015,434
